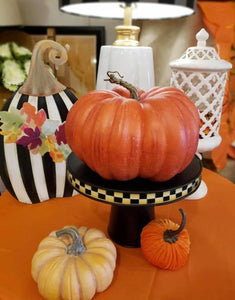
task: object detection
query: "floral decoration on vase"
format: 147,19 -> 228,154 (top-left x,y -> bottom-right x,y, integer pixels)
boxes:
0,102 -> 71,163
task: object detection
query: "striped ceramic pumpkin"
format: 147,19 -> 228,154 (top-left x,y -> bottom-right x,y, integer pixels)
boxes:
0,40 -> 77,203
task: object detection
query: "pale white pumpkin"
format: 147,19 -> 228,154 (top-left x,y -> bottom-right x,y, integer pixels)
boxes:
32,226 -> 117,300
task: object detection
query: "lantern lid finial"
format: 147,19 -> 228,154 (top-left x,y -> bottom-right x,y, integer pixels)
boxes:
196,28 -> 209,47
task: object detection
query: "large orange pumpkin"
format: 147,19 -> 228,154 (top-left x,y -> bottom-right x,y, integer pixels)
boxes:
66,72 -> 200,182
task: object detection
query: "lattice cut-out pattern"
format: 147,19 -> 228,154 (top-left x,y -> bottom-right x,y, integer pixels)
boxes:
171,70 -> 227,139
181,47 -> 220,61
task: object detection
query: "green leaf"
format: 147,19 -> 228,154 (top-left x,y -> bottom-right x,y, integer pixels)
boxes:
24,60 -> 31,75
2,60 -> 26,86
11,42 -> 32,59
0,43 -> 13,60
38,143 -> 50,156
0,107 -> 26,132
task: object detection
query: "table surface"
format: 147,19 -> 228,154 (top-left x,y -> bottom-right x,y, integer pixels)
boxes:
0,168 -> 235,300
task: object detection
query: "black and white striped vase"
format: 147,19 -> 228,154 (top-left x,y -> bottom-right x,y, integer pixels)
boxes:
0,89 -> 77,203
0,40 -> 78,203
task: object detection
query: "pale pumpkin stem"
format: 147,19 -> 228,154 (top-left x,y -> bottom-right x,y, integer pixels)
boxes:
56,227 -> 86,256
19,40 -> 67,96
104,71 -> 140,101
163,209 -> 186,244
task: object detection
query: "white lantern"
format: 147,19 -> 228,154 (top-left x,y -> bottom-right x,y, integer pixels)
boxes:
169,28 -> 232,200
170,28 -> 232,153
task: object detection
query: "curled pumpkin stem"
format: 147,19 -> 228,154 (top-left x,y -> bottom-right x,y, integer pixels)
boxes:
19,40 -> 67,96
104,71 -> 140,101
163,208 -> 186,244
56,227 -> 86,256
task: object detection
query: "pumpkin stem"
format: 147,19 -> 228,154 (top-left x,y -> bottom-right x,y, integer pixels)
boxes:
56,227 -> 86,256
104,71 -> 140,101
19,40 -> 67,96
163,209 -> 186,244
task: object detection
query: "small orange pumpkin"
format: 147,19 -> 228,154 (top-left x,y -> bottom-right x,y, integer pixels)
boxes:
140,209 -> 190,270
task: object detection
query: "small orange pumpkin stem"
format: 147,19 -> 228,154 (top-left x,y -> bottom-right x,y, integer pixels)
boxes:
104,71 -> 140,101
56,227 -> 86,255
163,208 -> 186,244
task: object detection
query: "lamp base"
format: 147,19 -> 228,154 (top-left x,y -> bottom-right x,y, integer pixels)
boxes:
113,25 -> 140,47
96,45 -> 155,91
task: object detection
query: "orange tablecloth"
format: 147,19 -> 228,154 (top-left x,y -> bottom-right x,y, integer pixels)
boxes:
0,168 -> 235,300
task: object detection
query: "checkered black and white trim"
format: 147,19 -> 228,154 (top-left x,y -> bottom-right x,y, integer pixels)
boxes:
67,172 -> 201,206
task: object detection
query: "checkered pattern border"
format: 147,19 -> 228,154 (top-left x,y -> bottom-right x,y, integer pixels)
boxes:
67,171 -> 201,206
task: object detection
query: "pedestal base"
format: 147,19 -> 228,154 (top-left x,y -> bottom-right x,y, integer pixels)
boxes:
108,205 -> 155,247
186,180 -> 208,200
67,153 -> 202,247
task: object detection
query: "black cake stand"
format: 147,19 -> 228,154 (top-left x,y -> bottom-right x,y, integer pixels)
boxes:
67,153 -> 202,248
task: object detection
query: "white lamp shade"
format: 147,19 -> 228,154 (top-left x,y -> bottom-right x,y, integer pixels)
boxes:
0,0 -> 22,26
59,0 -> 196,20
